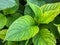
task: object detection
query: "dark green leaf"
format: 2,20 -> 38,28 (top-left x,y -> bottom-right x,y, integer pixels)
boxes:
27,0 -> 46,6
6,13 -> 22,27
24,5 -> 34,17
53,16 -> 60,24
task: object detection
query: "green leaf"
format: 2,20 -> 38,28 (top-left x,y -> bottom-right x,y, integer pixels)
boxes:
39,2 -> 60,24
28,2 -> 43,24
53,16 -> 60,24
55,24 -> 60,34
28,2 -> 60,24
27,0 -> 46,6
6,13 -> 22,27
32,28 -> 56,45
5,15 -> 39,41
7,41 -> 26,45
24,0 -> 46,18
24,5 -> 34,17
7,42 -> 14,45
40,0 -> 60,3
0,0 -> 16,10
27,0 -> 60,4
0,29 -> 7,40
19,41 -> 27,45
0,13 -> 7,29
39,23 -> 59,39
47,23 -> 59,39
3,0 -> 19,15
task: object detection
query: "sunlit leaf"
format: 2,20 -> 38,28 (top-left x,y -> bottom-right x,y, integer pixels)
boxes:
0,13 -> 7,29
0,29 -> 7,40
5,15 -> 39,41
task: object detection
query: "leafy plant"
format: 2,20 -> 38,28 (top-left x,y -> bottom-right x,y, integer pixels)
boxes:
0,0 -> 60,45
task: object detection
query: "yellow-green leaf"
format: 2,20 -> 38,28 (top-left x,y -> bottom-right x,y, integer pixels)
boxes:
0,29 -> 7,40
0,13 -> 7,29
40,3 -> 60,24
33,28 -> 56,45
5,15 -> 39,41
28,2 -> 60,24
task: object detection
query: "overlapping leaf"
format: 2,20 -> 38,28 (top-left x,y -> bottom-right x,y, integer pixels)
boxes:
28,2 -> 43,24
5,15 -> 39,41
3,0 -> 19,15
0,13 -> 7,29
33,28 -> 56,45
24,0 -> 45,17
24,5 -> 34,17
25,0 -> 60,18
6,13 -> 22,27
0,0 -> 16,10
28,2 -> 60,24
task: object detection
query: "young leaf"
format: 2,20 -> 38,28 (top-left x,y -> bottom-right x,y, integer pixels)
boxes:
0,29 -> 7,40
32,28 -> 56,45
39,2 -> 60,24
0,13 -> 7,29
0,0 -> 16,10
5,15 -> 39,41
3,0 -> 19,15
28,2 -> 60,24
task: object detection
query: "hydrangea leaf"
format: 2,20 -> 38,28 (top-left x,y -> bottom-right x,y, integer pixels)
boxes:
33,28 -> 56,45
0,0 -> 16,10
5,15 -> 39,41
0,13 -> 7,29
